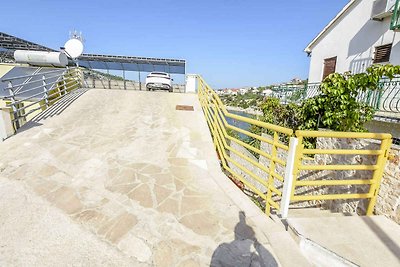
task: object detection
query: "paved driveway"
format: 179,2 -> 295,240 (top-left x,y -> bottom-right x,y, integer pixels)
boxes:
0,89 -> 306,266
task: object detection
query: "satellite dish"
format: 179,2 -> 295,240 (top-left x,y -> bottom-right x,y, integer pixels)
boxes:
64,38 -> 83,59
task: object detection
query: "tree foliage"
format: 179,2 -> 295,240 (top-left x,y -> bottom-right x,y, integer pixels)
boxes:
221,92 -> 263,109
301,64 -> 400,132
245,64 -> 400,150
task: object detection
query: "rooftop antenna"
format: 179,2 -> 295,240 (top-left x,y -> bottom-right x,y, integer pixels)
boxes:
69,30 -> 84,42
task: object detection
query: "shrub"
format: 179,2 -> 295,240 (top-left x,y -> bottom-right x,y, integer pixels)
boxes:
245,64 -> 400,151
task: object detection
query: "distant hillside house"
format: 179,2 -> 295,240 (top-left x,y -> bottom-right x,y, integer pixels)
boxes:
305,0 -> 400,82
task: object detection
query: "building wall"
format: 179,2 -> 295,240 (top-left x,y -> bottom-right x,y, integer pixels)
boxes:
308,0 -> 400,82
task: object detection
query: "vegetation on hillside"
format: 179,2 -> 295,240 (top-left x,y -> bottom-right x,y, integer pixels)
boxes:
84,68 -> 125,81
243,64 -> 400,151
220,92 -> 263,109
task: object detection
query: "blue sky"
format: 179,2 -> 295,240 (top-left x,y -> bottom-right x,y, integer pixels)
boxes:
2,0 -> 348,88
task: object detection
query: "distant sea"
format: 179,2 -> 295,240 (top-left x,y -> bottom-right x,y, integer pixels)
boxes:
225,110 -> 254,139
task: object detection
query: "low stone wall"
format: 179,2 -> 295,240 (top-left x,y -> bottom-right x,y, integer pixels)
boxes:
374,143 -> 400,223
314,138 -> 400,223
229,141 -> 268,195
228,133 -> 287,209
228,133 -> 334,210
313,137 -> 378,215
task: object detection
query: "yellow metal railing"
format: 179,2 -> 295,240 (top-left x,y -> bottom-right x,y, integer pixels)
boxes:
197,76 -> 293,215
291,130 -> 392,215
197,75 -> 392,217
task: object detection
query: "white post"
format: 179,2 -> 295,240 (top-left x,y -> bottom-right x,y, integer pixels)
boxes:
185,74 -> 197,93
280,137 -> 299,219
0,107 -> 14,141
7,81 -> 20,129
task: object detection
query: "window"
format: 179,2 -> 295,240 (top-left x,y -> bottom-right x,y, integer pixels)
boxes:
373,43 -> 392,63
322,56 -> 337,80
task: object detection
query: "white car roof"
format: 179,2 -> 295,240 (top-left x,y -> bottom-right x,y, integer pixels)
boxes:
149,72 -> 169,76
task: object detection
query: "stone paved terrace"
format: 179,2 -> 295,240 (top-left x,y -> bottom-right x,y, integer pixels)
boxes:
0,89 -> 309,266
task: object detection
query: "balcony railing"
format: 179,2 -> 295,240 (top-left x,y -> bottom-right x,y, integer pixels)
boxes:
270,79 -> 400,115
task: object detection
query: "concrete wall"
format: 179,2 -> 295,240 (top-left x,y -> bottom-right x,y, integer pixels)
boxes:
308,0 -> 400,82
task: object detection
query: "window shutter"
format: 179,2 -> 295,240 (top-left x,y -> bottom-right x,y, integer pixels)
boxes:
373,44 -> 392,63
322,57 -> 337,80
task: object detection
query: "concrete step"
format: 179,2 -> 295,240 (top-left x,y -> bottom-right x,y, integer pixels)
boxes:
286,215 -> 400,267
287,208 -> 348,218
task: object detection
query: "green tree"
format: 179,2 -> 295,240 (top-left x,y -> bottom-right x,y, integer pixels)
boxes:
244,64 -> 400,151
301,64 -> 400,132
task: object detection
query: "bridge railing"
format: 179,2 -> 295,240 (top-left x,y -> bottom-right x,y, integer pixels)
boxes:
1,67 -> 82,130
197,75 -> 392,218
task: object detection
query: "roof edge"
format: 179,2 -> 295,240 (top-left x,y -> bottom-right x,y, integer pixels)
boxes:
304,0 -> 358,53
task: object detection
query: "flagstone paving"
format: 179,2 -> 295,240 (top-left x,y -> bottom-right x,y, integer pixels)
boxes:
0,89 -> 309,266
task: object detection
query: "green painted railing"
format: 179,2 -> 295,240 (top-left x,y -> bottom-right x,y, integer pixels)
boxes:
390,0 -> 400,31
271,79 -> 400,114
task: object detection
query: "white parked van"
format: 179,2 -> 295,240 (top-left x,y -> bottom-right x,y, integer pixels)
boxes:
145,72 -> 173,92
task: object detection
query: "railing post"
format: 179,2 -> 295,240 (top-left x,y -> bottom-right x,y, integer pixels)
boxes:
42,75 -> 49,108
7,81 -> 20,129
62,77 -> 67,95
62,69 -> 68,95
280,137 -> 299,219
366,137 -> 392,215
77,68 -> 83,88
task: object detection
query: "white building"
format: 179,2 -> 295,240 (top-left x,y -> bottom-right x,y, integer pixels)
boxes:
239,88 -> 248,95
305,0 -> 400,82
261,89 -> 273,97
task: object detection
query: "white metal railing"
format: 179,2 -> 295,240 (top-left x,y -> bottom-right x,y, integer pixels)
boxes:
2,67 -> 82,130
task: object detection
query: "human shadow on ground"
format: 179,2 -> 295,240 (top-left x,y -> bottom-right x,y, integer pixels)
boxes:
210,211 -> 278,267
